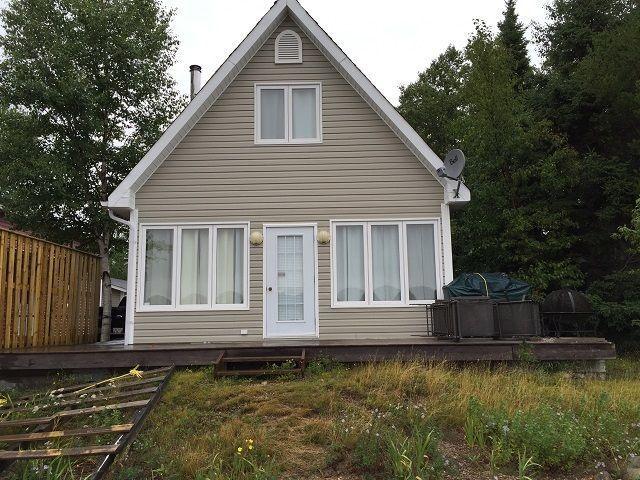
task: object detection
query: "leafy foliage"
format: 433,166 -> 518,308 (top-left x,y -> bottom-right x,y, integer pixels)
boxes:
0,0 -> 185,339
399,0 -> 640,332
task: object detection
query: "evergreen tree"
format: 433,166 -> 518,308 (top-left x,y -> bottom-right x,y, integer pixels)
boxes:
0,0 -> 185,340
536,0 -> 640,335
400,22 -> 583,293
497,0 -> 532,90
453,22 -> 582,292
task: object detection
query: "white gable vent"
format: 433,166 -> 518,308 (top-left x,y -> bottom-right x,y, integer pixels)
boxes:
275,30 -> 302,64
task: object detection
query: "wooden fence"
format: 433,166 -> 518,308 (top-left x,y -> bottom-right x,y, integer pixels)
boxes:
0,229 -> 101,349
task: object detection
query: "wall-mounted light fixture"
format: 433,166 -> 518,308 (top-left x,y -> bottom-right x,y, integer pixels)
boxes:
250,231 -> 264,246
317,229 -> 331,244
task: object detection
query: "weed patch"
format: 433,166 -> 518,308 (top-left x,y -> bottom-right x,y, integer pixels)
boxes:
464,393 -> 640,472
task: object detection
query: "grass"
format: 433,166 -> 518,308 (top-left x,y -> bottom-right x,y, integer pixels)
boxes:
104,358 -> 640,480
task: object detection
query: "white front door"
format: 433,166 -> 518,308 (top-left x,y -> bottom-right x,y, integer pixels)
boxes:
264,226 -> 317,338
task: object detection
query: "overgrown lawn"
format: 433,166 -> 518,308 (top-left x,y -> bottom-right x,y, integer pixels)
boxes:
108,359 -> 640,479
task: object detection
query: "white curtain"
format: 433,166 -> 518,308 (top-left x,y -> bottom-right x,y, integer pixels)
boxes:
336,225 -> 365,302
277,235 -> 304,321
291,87 -> 317,139
216,228 -> 245,304
180,228 -> 209,305
260,88 -> 285,139
144,229 -> 173,305
406,224 -> 437,301
371,224 -> 401,301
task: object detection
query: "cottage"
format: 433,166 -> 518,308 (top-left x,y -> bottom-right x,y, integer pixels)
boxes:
106,0 -> 470,345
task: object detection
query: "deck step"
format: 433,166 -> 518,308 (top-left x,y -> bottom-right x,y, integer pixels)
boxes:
222,355 -> 303,363
215,368 -> 302,377
213,349 -> 306,377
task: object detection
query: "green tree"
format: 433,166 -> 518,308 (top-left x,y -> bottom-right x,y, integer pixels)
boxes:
0,0 -> 185,340
536,0 -> 640,334
400,21 -> 583,294
398,46 -> 465,156
588,198 -> 640,339
453,22 -> 582,292
497,0 -> 532,90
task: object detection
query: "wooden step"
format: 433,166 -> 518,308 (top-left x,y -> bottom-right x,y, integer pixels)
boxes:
215,368 -> 302,377
222,355 -> 303,363
213,349 -> 306,377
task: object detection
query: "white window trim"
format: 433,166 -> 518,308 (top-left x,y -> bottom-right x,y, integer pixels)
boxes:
137,222 -> 250,312
330,219 -> 443,308
254,82 -> 322,145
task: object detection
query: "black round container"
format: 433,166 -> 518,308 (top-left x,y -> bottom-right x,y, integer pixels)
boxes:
541,289 -> 596,337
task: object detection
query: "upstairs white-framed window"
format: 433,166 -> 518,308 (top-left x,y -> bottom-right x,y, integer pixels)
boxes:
330,219 -> 442,308
138,223 -> 249,312
254,82 -> 322,144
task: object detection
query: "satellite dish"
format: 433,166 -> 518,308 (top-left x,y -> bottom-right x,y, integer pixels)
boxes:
437,149 -> 466,199
442,149 -> 466,179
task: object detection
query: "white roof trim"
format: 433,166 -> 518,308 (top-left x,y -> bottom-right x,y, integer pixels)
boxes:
107,0 -> 469,209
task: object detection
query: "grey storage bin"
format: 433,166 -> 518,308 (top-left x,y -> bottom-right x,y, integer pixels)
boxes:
430,297 -> 499,340
453,297 -> 498,338
496,301 -> 541,337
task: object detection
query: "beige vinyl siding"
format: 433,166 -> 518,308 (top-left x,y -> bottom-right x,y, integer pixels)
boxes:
133,17 -> 445,343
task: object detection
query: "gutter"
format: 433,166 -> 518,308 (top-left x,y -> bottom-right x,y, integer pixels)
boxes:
102,201 -> 130,227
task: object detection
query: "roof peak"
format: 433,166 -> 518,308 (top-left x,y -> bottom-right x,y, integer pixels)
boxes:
107,0 -> 469,211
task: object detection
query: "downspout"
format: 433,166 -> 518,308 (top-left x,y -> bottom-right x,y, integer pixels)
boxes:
102,202 -> 137,346
107,208 -> 130,227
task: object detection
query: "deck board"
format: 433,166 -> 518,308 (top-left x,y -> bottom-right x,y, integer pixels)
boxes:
0,337 -> 615,371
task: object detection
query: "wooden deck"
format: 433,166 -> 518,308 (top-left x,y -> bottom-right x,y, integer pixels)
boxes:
0,337 -> 615,371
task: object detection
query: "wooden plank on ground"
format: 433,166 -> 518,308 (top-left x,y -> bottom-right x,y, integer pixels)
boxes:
92,366 -> 175,479
0,444 -> 118,460
0,399 -> 149,428
52,376 -> 166,400
6,387 -> 159,414
38,366 -> 172,397
0,424 -> 133,444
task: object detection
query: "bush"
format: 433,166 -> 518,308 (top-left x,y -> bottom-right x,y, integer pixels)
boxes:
464,395 -> 640,471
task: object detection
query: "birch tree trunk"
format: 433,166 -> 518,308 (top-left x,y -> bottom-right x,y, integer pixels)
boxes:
99,238 -> 112,342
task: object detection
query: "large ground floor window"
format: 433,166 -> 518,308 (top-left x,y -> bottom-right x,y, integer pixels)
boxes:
331,220 -> 441,307
139,223 -> 249,311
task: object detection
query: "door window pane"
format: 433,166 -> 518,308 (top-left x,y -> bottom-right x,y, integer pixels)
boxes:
216,228 -> 245,304
406,224 -> 437,301
371,224 -> 401,302
335,225 -> 365,302
180,228 -> 209,305
144,229 -> 173,305
260,88 -> 285,139
291,87 -> 317,139
277,235 -> 304,321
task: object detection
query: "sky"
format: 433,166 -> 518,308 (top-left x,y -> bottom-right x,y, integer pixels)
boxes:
0,0 -> 550,105
163,0 -> 550,105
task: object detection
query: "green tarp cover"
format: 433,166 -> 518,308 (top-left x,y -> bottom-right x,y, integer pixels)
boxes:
444,273 -> 531,301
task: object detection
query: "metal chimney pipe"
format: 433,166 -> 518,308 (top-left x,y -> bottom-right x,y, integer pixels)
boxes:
189,64 -> 202,100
